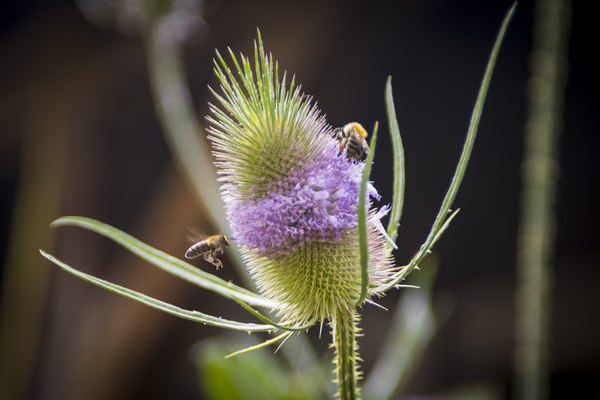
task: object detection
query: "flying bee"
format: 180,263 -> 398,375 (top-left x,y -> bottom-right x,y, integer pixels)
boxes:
185,233 -> 230,270
331,122 -> 369,162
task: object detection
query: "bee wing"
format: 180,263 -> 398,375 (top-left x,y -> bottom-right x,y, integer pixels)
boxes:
202,252 -> 223,270
187,227 -> 208,244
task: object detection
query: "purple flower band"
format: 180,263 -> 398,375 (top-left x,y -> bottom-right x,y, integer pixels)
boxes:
224,137 -> 378,256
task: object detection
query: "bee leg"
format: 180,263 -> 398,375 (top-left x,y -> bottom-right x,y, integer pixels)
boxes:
214,259 -> 223,270
203,252 -> 223,270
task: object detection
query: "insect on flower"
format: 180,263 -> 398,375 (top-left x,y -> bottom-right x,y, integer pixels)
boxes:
332,122 -> 370,162
185,233 -> 230,270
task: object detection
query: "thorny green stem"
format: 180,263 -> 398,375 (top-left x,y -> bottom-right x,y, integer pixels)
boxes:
331,308 -> 361,400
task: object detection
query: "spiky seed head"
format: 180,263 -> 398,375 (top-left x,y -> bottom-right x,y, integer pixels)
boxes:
207,33 -> 395,325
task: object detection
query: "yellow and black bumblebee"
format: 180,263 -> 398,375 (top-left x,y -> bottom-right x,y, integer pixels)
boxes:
185,233 -> 230,270
331,122 -> 369,162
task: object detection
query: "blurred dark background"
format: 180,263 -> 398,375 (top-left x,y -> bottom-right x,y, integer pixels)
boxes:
1,0 -> 598,399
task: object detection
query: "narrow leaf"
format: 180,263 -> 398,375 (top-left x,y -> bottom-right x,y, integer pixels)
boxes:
357,122 -> 378,305
373,3 -> 516,293
51,216 -> 276,308
384,76 -> 406,243
422,2 -> 517,249
40,250 -> 274,332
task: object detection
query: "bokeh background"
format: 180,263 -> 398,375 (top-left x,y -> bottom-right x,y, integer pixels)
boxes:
1,0 -> 598,399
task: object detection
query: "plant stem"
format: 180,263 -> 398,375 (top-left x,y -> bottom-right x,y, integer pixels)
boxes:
332,308 -> 361,400
514,0 -> 571,399
142,6 -> 255,289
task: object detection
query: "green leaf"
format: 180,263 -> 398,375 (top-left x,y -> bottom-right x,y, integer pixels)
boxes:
40,250 -> 275,332
373,3 -> 517,293
357,122 -> 379,305
384,76 -> 406,243
50,216 -> 276,308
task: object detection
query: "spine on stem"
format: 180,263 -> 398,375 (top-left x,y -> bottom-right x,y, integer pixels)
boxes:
331,308 -> 361,400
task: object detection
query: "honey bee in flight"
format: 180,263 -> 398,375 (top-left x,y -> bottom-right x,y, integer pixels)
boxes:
331,122 -> 369,162
185,233 -> 230,270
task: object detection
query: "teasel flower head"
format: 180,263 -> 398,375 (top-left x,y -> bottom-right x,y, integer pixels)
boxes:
207,34 -> 395,325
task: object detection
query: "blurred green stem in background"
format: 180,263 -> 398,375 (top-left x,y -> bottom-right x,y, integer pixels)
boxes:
0,83 -> 70,399
364,257 -> 439,400
514,0 -> 571,399
142,1 -> 254,288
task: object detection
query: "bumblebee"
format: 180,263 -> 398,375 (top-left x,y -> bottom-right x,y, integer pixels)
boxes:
185,233 -> 230,270
331,122 -> 369,162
